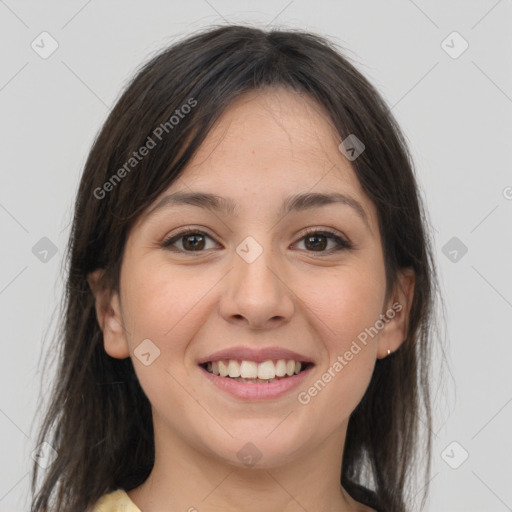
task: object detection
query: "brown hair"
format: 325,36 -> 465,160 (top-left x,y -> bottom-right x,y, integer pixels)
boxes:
30,24 -> 441,511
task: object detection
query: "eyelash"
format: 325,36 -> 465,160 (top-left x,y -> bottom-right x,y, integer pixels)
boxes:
161,226 -> 353,255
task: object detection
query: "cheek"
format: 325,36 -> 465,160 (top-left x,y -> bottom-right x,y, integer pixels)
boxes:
119,261 -> 209,411
304,264 -> 386,346
121,260 -> 208,342
297,266 -> 384,412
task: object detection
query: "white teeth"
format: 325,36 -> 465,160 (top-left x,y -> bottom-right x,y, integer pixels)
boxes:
240,361 -> 258,379
218,360 -> 229,377
205,359 -> 307,380
275,359 -> 287,377
257,360 -> 276,380
228,360 -> 241,378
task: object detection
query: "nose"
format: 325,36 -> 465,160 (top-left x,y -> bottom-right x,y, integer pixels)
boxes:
218,241 -> 295,330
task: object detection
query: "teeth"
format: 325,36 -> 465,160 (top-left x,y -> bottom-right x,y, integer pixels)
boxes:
228,360 -> 241,378
218,360 -> 229,377
275,359 -> 287,377
257,360 -> 275,380
205,359 -> 306,380
240,360 -> 258,379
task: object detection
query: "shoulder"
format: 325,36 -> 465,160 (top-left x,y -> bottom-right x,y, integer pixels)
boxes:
89,488 -> 142,512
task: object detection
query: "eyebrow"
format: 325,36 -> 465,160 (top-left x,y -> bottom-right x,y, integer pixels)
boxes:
145,191 -> 370,228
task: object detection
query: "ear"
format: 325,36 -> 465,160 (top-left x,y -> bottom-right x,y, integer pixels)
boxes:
87,269 -> 131,359
376,267 -> 415,359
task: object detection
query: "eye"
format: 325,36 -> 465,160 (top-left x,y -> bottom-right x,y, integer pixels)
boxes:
161,227 -> 353,254
161,228 -> 218,253
292,228 -> 353,254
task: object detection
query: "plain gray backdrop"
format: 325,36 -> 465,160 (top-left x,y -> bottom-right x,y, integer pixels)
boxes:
0,1 -> 511,511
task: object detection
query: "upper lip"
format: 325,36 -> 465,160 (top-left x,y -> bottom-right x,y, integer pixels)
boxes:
197,346 -> 314,365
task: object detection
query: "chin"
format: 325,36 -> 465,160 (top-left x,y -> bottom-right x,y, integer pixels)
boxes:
203,430 -> 309,470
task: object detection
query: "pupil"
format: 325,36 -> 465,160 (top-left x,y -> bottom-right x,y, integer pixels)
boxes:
306,235 -> 326,251
184,234 -> 204,250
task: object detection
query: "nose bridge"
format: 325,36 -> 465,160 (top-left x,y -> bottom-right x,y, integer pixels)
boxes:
234,234 -> 280,293
220,233 -> 293,327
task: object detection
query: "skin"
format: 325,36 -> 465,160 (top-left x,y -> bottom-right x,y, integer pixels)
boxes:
89,88 -> 414,512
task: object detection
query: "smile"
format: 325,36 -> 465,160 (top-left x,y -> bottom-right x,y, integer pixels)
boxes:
199,360 -> 314,400
201,359 -> 311,382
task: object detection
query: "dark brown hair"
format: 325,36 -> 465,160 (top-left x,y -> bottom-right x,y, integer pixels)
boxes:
30,24 -> 440,512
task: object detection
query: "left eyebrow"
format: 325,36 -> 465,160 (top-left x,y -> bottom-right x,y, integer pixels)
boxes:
144,191 -> 370,230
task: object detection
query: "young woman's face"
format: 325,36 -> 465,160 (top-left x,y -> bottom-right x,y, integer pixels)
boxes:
98,88 -> 412,469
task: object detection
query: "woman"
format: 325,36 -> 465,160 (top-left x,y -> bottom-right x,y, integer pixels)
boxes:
30,24 -> 439,512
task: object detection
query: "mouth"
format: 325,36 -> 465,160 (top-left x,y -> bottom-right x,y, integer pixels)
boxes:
199,359 -> 314,383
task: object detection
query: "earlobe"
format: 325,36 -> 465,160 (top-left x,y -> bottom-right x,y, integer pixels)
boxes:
376,268 -> 415,359
87,269 -> 131,359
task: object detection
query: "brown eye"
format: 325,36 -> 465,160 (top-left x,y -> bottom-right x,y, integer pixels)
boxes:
162,230 -> 217,252
293,230 -> 352,253
304,233 -> 328,251
161,228 -> 352,255
181,233 -> 206,251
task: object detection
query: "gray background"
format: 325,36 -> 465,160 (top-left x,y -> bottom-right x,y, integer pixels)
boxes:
1,1 -> 511,511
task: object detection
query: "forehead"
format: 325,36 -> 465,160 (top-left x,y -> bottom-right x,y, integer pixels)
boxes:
192,88 -> 350,176
174,88 -> 366,197
137,87 -> 379,232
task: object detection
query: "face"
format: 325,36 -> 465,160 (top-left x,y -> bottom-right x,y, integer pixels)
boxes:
91,88 -> 413,469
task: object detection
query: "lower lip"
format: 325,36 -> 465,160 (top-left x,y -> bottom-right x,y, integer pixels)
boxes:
199,365 -> 314,401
